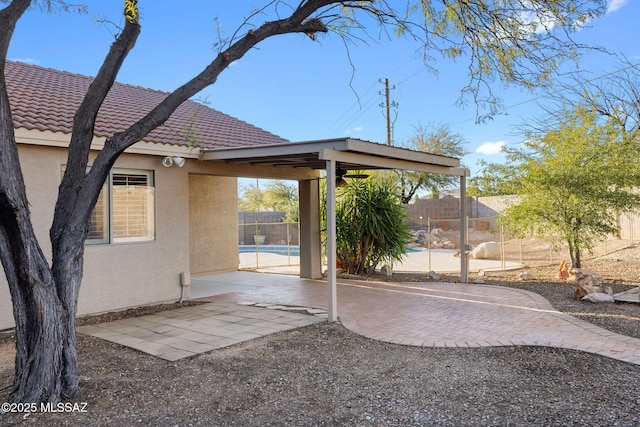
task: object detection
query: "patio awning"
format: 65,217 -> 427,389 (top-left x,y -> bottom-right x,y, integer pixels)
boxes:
201,138 -> 467,176
202,138 -> 471,322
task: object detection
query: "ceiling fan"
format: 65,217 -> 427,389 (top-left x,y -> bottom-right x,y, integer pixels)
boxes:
335,167 -> 369,187
336,168 -> 369,180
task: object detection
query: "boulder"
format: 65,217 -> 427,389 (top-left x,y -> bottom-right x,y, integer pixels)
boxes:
582,293 -> 615,303
380,264 -> 393,276
442,240 -> 456,249
518,271 -> 532,281
429,228 -> 443,238
471,241 -> 500,259
573,283 -> 595,299
567,268 -> 602,287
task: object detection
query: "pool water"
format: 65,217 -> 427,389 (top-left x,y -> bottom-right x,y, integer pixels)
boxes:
239,245 -> 425,257
239,245 -> 300,256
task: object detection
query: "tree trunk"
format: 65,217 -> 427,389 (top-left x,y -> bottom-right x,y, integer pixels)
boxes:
574,245 -> 582,269
568,239 -> 582,269
0,195 -> 74,403
50,232 -> 88,398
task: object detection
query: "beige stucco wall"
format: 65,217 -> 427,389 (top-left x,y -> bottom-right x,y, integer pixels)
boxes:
189,174 -> 239,275
0,145 -> 193,329
0,131 -> 318,330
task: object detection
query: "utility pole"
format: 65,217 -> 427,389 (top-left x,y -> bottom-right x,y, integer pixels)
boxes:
379,78 -> 398,146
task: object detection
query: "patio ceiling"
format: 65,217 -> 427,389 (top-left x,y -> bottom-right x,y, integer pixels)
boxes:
200,138 -> 468,177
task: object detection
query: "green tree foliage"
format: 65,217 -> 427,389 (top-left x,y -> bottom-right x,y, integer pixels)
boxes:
492,107 -> 640,268
468,159 -> 521,196
334,179 -> 412,275
238,182 -> 265,212
239,180 -> 299,221
263,181 -> 299,222
388,123 -> 469,203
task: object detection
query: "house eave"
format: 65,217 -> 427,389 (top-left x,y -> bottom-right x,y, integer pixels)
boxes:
14,128 -> 199,158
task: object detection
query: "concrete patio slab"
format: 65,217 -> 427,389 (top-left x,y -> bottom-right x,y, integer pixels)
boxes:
77,302 -> 325,361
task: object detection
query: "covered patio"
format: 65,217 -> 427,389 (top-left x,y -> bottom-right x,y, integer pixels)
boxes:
202,138 -> 470,322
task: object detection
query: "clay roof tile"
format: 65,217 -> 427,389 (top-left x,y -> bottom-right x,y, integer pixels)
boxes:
5,61 -> 289,149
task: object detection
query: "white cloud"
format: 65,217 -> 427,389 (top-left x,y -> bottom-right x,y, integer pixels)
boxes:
475,141 -> 505,155
11,58 -> 39,65
346,126 -> 363,134
607,0 -> 629,14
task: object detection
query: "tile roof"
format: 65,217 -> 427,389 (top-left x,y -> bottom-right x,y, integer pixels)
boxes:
5,61 -> 290,150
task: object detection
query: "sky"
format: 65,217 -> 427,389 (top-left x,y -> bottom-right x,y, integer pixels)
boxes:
7,0 -> 640,177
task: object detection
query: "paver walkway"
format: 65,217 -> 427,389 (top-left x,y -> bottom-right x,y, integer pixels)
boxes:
79,271 -> 640,365
201,272 -> 640,365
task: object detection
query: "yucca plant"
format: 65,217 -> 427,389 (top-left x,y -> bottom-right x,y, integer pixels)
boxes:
333,179 -> 412,275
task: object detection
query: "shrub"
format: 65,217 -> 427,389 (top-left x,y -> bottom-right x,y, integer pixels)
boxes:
334,179 -> 412,274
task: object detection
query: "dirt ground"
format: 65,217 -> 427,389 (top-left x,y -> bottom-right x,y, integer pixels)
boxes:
1,245 -> 640,426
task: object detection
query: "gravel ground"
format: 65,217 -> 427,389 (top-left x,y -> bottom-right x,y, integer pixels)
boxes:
1,246 -> 640,426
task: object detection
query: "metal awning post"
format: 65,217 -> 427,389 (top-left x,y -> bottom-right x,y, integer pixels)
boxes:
326,159 -> 338,322
460,173 -> 469,283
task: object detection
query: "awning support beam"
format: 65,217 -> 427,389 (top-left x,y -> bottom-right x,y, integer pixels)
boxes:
460,174 -> 469,283
326,159 -> 338,323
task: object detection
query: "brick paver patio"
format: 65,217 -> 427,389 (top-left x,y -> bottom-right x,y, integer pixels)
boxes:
79,271 -> 640,365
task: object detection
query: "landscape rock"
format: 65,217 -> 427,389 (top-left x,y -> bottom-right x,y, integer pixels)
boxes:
567,268 -> 602,287
471,241 -> 501,259
582,293 -> 615,303
518,271 -> 532,281
442,240 -> 456,249
380,264 -> 393,276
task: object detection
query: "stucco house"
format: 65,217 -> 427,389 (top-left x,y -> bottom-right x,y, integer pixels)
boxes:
0,61 -> 468,329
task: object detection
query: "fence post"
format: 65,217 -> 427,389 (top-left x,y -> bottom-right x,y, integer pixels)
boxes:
427,217 -> 432,272
500,225 -> 505,270
519,238 -> 523,266
287,222 -> 291,266
255,221 -> 259,269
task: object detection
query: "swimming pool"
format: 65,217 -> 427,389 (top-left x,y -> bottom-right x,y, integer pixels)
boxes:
239,245 -> 425,257
239,245 -> 300,256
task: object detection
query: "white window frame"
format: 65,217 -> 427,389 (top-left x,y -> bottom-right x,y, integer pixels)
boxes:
85,168 -> 156,245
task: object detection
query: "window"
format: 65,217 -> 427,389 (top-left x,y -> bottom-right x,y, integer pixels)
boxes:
87,188 -> 109,244
86,169 -> 155,244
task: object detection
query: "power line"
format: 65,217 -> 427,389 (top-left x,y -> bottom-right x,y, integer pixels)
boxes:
451,61 -> 640,127
320,59 -> 423,138
320,90 -> 382,137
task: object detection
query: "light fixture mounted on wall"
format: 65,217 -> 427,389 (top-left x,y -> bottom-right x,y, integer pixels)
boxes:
162,156 -> 186,168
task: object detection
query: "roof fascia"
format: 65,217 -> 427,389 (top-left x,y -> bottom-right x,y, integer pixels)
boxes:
342,138 -> 460,168
14,128 -> 198,158
199,138 -> 351,161
320,148 -> 469,177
